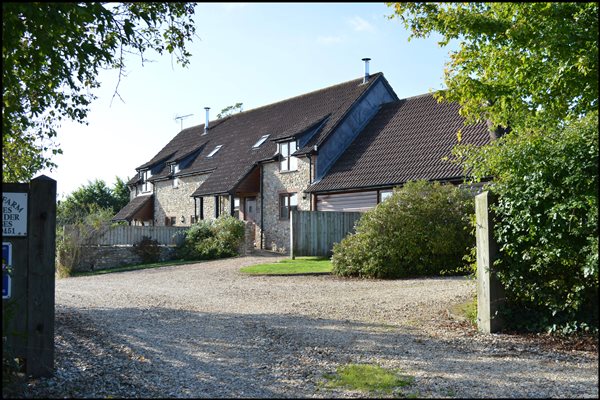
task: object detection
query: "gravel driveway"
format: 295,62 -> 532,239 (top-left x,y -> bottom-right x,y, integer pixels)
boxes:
10,254 -> 598,398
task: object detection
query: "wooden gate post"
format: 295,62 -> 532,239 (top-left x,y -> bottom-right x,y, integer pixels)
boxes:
475,191 -> 505,333
2,175 -> 56,378
26,175 -> 56,377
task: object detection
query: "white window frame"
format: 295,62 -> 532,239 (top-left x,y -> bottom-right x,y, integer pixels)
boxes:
279,140 -> 298,171
379,190 -> 393,203
207,145 -> 222,158
279,192 -> 298,220
253,134 -> 270,149
142,170 -> 153,193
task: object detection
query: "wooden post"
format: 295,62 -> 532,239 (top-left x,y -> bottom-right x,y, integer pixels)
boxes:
289,208 -> 295,259
26,175 -> 56,377
475,191 -> 505,333
2,176 -> 56,377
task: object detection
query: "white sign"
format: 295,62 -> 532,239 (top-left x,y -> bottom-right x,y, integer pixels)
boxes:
3,192 -> 28,236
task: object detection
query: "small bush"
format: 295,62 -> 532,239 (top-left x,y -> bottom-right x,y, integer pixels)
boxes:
178,216 -> 244,261
332,180 -> 474,279
132,236 -> 161,264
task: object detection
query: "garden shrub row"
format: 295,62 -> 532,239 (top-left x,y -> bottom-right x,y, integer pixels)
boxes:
178,215 -> 245,261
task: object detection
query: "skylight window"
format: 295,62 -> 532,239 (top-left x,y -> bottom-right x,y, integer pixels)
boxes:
253,134 -> 270,149
207,145 -> 222,158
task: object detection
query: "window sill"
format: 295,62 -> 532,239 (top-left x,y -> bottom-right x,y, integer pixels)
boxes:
279,169 -> 298,174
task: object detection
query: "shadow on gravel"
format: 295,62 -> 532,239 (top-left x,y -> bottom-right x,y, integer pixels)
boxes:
27,305 -> 598,399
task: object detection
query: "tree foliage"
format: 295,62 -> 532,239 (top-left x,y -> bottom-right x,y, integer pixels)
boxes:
178,216 -> 245,261
2,3 -> 197,182
388,1 -> 599,333
387,2 -> 598,131
56,178 -> 130,226
464,112 -> 598,332
217,102 -> 244,119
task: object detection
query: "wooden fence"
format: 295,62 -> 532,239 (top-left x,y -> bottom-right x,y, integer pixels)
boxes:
290,210 -> 363,257
64,225 -> 189,246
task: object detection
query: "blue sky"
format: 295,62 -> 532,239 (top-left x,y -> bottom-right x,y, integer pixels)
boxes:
42,3 -> 457,198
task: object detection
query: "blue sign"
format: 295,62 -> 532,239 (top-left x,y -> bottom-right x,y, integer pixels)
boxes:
2,242 -> 11,299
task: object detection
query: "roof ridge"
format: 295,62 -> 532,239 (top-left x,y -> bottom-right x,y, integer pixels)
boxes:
181,73 -> 384,132
399,91 -> 438,101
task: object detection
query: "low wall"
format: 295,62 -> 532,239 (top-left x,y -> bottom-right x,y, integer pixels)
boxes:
71,245 -> 178,272
66,221 -> 257,272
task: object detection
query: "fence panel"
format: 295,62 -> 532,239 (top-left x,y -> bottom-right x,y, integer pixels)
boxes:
64,225 -> 188,246
291,210 -> 362,257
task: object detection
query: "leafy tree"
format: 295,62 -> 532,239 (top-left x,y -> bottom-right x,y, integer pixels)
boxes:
3,3 -> 197,182
112,176 -> 131,212
56,178 -> 130,226
217,102 -> 244,119
463,112 -> 598,332
388,2 -> 599,333
387,2 -> 598,131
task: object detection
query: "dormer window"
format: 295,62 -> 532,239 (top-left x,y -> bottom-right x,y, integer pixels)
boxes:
142,170 -> 153,193
253,134 -> 270,149
207,145 -> 222,158
279,140 -> 298,171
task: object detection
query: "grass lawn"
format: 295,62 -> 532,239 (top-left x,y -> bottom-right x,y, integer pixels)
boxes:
239,256 -> 332,275
322,363 -> 415,396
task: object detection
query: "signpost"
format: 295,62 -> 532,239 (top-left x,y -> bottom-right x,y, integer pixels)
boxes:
2,176 -> 56,377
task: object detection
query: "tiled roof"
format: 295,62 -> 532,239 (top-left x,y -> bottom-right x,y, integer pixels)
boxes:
112,194 -> 153,221
133,74 -> 386,197
307,93 -> 492,193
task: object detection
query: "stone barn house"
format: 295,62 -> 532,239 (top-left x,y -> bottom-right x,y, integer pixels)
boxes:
112,63 -> 492,253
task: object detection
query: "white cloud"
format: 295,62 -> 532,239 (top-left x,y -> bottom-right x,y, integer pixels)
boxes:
347,16 -> 374,32
317,35 -> 343,45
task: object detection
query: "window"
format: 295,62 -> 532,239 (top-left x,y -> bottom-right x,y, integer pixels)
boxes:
379,190 -> 393,203
253,134 -> 270,148
173,177 -> 179,188
279,192 -> 298,220
142,170 -> 153,193
207,145 -> 222,158
233,197 -> 240,219
279,140 -> 298,171
165,216 -> 176,226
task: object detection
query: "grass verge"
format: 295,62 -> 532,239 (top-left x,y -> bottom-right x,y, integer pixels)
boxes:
450,296 -> 478,326
322,363 -> 414,395
239,257 -> 332,275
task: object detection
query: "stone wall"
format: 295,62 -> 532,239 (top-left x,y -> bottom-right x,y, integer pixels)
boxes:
68,220 -> 258,272
238,221 -> 257,256
70,245 -> 178,272
154,175 -> 208,226
261,156 -> 311,253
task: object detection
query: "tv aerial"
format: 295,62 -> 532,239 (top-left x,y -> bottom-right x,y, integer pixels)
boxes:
174,113 -> 194,130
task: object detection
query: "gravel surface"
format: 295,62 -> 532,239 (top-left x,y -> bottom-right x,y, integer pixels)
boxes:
5,253 -> 598,398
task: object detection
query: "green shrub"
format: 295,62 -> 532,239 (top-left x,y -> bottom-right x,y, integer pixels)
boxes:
479,112 -> 598,332
178,216 -> 245,261
132,236 -> 161,264
332,180 -> 474,279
